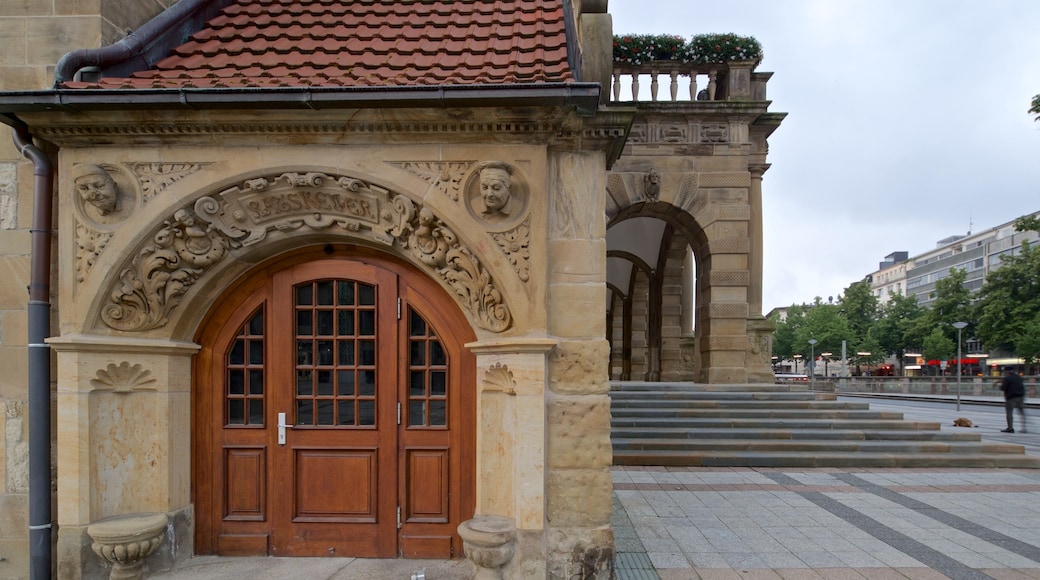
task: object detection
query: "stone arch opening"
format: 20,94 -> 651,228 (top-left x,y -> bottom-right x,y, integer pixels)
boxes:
607,201 -> 706,382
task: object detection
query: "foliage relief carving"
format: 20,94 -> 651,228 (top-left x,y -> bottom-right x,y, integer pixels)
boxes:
387,161 -> 474,201
491,217 -> 530,282
128,163 -> 209,204
101,171 -> 512,333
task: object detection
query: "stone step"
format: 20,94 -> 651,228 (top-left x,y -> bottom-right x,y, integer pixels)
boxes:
611,417 -> 941,430
611,382 -> 802,393
611,450 -> 1040,469
608,381 -> 1039,469
609,390 -> 822,401
610,427 -> 981,441
611,438 -> 1023,454
610,408 -> 903,420
611,399 -> 871,410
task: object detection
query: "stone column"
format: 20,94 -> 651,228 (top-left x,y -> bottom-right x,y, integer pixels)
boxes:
49,334 -> 198,580
748,164 -> 768,317
544,149 -> 614,579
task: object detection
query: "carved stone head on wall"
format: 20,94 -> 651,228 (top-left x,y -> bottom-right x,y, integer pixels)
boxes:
470,161 -> 526,227
73,163 -> 134,225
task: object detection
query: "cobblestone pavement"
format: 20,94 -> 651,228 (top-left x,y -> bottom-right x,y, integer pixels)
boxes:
613,466 -> 1040,580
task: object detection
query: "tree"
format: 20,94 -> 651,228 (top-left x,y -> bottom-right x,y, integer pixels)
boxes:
770,304 -> 806,362
922,328 -> 955,375
838,280 -> 879,357
1031,94 -> 1040,122
974,241 -> 1040,356
796,300 -> 850,375
928,268 -> 973,342
873,292 -> 926,374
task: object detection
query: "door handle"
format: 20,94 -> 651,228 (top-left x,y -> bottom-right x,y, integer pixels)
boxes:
277,412 -> 293,445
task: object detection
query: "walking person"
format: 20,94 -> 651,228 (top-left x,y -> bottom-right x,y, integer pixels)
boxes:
998,367 -> 1027,433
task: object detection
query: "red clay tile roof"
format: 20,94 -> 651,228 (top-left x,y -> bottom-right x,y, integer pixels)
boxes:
63,0 -> 575,89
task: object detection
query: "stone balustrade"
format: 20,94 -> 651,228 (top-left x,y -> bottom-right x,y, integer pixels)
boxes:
610,59 -> 766,103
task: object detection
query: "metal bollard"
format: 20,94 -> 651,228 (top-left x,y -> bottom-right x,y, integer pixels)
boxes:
411,569 -> 426,580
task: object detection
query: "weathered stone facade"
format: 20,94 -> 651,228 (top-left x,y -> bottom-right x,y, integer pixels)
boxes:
0,1 -> 783,578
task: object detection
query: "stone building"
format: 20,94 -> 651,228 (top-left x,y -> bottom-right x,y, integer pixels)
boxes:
0,0 -> 784,578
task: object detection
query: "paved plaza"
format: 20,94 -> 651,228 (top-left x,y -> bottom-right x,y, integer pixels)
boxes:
612,466 -> 1040,580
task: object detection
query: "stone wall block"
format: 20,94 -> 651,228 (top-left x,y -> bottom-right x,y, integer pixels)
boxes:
545,526 -> 614,580
547,239 -> 606,285
547,284 -> 604,338
546,468 -> 612,527
0,255 -> 29,310
547,395 -> 611,469
4,400 -> 27,494
548,339 -> 609,395
708,270 -> 750,287
0,492 -> 27,538
26,16 -> 102,65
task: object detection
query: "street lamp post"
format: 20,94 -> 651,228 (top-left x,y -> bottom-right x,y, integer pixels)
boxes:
808,339 -> 818,391
953,321 -> 968,412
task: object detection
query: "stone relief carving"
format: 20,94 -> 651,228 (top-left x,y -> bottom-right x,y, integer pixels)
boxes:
387,161 -> 473,201
490,217 -> 530,282
658,124 -> 687,143
75,221 -> 114,283
73,163 -> 135,226
643,168 -> 661,202
628,124 -> 647,143
673,173 -> 698,212
128,163 -> 208,204
700,123 -> 729,143
100,171 -> 512,333
482,363 -> 516,396
90,362 -> 157,393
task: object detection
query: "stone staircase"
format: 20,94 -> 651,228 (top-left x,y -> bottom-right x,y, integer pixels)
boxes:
611,382 -> 1040,468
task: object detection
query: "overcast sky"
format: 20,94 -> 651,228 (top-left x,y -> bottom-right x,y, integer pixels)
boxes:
608,0 -> 1040,313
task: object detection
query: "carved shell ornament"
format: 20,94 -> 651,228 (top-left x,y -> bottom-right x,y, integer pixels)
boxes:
100,171 -> 512,333
90,362 -> 157,393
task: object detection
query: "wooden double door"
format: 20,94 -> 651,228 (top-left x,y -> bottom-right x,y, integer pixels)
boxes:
194,253 -> 475,558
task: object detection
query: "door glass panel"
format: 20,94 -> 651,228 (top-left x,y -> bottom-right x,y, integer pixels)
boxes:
225,309 -> 264,427
294,280 -> 378,428
406,307 -> 449,428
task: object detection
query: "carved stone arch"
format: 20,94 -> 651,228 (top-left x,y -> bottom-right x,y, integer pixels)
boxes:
92,169 -> 517,340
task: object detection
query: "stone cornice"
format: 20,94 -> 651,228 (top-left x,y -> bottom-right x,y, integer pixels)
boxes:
48,333 -> 201,355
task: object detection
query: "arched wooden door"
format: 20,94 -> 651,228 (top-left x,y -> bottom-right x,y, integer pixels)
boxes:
193,252 -> 476,558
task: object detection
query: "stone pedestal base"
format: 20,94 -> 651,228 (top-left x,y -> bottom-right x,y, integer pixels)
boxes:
458,515 -> 517,580
87,513 -> 168,580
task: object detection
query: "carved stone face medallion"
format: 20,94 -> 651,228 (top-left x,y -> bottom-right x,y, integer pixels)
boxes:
468,161 -> 526,227
72,163 -> 135,226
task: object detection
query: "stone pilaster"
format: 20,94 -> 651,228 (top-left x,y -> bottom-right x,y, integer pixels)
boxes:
49,334 -> 198,579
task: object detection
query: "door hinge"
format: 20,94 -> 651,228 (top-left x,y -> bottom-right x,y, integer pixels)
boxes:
397,402 -> 401,426
397,297 -> 402,320
397,506 -> 402,529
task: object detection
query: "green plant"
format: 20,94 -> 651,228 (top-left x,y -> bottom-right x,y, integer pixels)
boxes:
683,33 -> 763,66
613,33 -> 763,67
612,34 -> 657,65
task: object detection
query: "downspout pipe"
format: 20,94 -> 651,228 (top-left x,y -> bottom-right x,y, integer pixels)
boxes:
10,118 -> 54,580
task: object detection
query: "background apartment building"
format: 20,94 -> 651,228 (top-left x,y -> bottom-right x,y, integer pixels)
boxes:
868,211 -> 1040,307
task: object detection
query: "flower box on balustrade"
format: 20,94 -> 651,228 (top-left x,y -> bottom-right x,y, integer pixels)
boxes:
611,59 -> 767,104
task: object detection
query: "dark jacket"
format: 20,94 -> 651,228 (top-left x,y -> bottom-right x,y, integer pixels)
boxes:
1000,372 -> 1025,398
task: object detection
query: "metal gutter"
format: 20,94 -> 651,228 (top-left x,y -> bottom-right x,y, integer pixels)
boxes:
53,0 -> 234,85
0,83 -> 604,118
7,115 -> 54,580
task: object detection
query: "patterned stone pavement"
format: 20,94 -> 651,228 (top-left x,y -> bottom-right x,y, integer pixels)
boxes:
612,466 -> 1040,580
